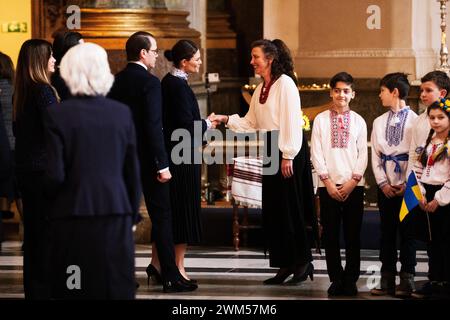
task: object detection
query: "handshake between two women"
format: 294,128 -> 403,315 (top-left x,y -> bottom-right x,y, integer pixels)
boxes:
206,113 -> 229,129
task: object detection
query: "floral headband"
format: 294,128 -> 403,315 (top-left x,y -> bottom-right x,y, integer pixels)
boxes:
436,98 -> 450,113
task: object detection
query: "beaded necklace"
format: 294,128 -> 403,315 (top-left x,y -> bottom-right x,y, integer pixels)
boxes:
259,78 -> 276,104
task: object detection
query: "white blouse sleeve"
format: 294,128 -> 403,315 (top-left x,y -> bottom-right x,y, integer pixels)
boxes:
353,115 -> 368,178
435,144 -> 450,206
226,88 -> 258,133
370,120 -> 388,188
412,154 -> 427,197
278,77 -> 302,160
435,179 -> 450,206
407,126 -> 419,178
311,115 -> 329,179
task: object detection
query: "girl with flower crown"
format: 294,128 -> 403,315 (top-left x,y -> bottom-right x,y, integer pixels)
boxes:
411,98 -> 450,299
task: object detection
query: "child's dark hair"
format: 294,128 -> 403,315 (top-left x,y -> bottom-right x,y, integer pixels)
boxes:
419,98 -> 450,166
421,70 -> 450,96
380,72 -> 410,100
330,72 -> 354,89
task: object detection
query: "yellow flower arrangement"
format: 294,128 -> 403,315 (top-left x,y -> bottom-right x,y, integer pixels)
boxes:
301,113 -> 311,131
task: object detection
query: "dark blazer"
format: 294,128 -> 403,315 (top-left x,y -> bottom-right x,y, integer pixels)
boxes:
109,63 -> 168,175
44,96 -> 141,222
14,83 -> 58,173
51,69 -> 71,101
161,73 -> 207,152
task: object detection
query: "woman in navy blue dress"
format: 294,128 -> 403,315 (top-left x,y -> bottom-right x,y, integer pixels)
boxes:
44,42 -> 141,299
161,40 -> 214,281
13,39 -> 59,299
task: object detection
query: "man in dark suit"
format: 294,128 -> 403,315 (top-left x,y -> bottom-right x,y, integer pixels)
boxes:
109,31 -> 197,293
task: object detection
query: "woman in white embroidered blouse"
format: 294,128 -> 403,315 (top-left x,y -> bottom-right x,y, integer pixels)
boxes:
213,39 -> 318,286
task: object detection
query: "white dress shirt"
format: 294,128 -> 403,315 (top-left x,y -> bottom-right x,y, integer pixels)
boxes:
407,111 -> 431,177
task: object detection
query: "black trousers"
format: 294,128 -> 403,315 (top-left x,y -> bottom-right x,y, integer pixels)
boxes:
319,186 -> 364,283
142,173 -> 181,282
16,171 -> 50,299
377,189 -> 417,275
422,184 -> 450,283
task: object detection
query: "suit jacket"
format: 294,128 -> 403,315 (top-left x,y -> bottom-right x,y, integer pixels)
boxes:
108,63 -> 169,176
44,96 -> 141,221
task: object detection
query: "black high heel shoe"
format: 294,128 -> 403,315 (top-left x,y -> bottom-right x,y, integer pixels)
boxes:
163,279 -> 198,293
285,262 -> 314,285
263,267 -> 294,285
146,264 -> 163,285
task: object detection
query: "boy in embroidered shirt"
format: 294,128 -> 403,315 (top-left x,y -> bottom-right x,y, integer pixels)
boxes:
311,72 -> 368,296
411,99 -> 450,299
370,73 -> 418,297
407,71 -> 450,176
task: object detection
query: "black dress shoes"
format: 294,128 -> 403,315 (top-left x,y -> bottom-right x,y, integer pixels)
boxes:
163,279 -> 198,293
327,280 -> 344,296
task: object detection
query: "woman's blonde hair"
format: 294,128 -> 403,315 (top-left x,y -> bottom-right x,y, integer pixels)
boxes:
13,39 -> 59,118
60,42 -> 114,97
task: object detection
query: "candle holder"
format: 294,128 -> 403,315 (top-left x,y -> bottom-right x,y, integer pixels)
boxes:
437,0 -> 450,75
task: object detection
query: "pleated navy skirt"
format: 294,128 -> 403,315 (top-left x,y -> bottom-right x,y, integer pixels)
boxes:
169,162 -> 203,244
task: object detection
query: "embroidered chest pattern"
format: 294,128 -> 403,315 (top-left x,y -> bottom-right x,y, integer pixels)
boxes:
330,110 -> 351,148
425,142 -> 446,176
385,110 -> 409,147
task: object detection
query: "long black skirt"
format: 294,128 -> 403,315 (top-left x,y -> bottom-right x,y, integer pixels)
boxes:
49,215 -> 135,300
262,131 -> 316,268
169,163 -> 202,244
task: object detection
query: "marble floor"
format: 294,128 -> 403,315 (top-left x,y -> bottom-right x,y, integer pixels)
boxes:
0,241 -> 431,301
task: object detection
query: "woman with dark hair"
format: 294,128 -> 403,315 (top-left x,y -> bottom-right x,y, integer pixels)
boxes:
157,39 -> 215,282
213,39 -> 317,285
51,31 -> 83,100
14,39 -> 59,299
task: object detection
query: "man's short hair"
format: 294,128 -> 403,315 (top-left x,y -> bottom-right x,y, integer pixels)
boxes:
126,31 -> 154,62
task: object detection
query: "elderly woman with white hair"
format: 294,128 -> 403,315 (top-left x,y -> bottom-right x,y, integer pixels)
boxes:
44,42 -> 141,299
